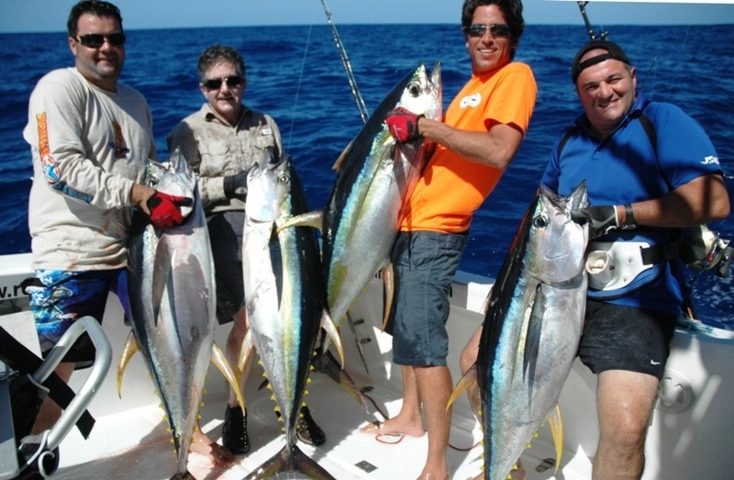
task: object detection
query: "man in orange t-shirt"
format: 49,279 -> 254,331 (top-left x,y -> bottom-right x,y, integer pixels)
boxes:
359,1 -> 537,479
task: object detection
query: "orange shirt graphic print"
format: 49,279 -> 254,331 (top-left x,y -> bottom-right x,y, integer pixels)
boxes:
111,120 -> 130,159
36,113 -> 61,185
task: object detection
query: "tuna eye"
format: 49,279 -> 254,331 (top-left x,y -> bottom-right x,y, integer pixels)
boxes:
407,82 -> 421,97
279,174 -> 289,184
533,214 -> 549,229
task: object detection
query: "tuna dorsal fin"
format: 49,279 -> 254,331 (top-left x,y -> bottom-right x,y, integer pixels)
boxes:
237,329 -> 256,375
380,263 -> 395,332
332,138 -> 355,172
116,330 -> 139,398
546,403 -> 564,471
320,310 -> 345,368
447,365 -> 477,411
211,342 -> 246,413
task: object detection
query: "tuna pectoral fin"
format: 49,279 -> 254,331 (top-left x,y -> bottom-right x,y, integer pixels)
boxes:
152,239 -> 175,324
320,310 -> 345,368
380,263 -> 394,331
522,283 -> 545,385
244,444 -> 336,480
447,365 -> 477,411
276,210 -> 324,233
116,330 -> 139,398
547,403 -> 564,471
211,343 -> 246,412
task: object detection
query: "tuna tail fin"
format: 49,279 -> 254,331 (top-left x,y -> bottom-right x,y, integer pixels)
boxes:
116,331 -> 139,398
244,444 -> 337,480
546,403 -> 564,471
447,365 -> 477,411
211,342 -> 246,413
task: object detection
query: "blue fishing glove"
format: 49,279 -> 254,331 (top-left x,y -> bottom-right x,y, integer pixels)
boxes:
147,191 -> 192,229
224,170 -> 248,201
385,107 -> 423,143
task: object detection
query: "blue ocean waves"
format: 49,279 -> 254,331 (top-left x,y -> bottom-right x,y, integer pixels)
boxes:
0,24 -> 732,327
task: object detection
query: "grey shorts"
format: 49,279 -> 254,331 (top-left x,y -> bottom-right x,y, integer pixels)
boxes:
579,299 -> 676,379
207,211 -> 245,324
389,231 -> 467,366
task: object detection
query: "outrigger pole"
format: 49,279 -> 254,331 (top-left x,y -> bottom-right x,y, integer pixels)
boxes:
576,1 -> 608,40
318,0 -> 369,124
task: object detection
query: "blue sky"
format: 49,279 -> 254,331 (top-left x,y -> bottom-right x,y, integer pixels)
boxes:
1,0 -> 733,33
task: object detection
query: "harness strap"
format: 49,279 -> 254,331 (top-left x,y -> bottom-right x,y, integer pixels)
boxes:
0,326 -> 95,439
640,242 -> 678,266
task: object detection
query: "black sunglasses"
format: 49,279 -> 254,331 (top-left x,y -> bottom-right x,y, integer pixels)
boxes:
76,32 -> 126,48
465,23 -> 512,38
203,76 -> 244,90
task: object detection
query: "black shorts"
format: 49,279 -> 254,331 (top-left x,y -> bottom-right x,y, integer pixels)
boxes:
579,299 -> 676,379
207,211 -> 245,325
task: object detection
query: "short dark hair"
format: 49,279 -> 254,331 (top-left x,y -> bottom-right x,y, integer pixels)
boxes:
197,45 -> 246,83
67,1 -> 123,38
571,39 -> 631,84
461,0 -> 525,59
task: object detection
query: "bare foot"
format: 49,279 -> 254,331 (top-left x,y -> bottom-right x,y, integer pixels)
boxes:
359,418 -> 425,438
190,430 -> 235,468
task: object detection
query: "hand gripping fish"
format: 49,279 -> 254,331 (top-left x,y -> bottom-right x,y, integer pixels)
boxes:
239,152 -> 341,479
279,64 -> 442,331
452,184 -> 589,480
118,149 -> 244,479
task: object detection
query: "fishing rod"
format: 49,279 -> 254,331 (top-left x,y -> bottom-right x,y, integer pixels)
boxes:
576,1 -> 607,40
318,0 -> 369,124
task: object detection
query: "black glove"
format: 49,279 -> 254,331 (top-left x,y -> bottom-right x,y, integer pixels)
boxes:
571,205 -> 621,239
223,170 -> 248,201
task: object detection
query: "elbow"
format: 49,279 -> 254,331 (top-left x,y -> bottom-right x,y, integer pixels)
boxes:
700,174 -> 731,223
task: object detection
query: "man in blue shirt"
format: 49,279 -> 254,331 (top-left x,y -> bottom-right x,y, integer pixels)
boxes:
542,39 -> 729,479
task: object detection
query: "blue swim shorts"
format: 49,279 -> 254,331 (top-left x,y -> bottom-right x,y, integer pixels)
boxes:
207,211 -> 246,324
579,299 -> 676,379
389,231 -> 467,367
27,268 -> 129,366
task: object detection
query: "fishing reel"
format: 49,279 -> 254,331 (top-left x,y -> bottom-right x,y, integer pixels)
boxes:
678,225 -> 733,277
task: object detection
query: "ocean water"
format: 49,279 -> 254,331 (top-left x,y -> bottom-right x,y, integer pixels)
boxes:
0,24 -> 732,327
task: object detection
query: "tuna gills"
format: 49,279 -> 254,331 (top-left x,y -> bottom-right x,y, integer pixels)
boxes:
281,63 -> 442,327
477,184 -> 589,480
241,152 -> 336,479
123,150 -> 241,479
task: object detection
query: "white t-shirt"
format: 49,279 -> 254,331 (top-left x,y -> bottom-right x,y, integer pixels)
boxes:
23,67 -> 156,270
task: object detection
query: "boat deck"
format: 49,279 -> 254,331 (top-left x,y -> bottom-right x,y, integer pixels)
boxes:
2,254 -> 734,479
